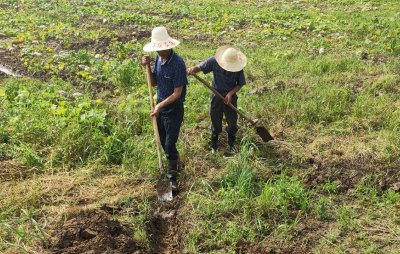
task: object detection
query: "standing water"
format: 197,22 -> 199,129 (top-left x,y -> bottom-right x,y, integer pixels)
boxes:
0,64 -> 21,77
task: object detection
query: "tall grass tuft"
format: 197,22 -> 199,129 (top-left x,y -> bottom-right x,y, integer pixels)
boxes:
257,171 -> 309,220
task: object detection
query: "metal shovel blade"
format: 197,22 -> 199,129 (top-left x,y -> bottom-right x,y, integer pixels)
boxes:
255,125 -> 274,143
156,174 -> 173,201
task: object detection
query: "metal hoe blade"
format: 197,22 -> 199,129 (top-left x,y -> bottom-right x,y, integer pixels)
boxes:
156,174 -> 173,201
255,126 -> 274,143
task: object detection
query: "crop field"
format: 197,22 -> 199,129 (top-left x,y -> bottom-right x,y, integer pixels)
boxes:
1,0 -> 400,253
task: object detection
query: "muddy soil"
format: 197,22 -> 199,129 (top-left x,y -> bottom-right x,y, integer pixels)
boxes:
49,209 -> 142,254
0,48 -> 115,93
301,156 -> 400,193
262,141 -> 400,193
146,165 -> 200,254
0,27 -> 149,93
147,197 -> 183,254
68,29 -> 150,54
0,51 -> 28,77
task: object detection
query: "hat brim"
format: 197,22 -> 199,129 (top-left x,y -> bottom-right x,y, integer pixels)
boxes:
143,39 -> 180,52
215,45 -> 247,72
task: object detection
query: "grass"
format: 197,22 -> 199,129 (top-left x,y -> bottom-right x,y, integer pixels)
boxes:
1,0 -> 400,253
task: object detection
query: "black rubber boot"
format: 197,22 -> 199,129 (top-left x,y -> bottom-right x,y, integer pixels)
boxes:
211,133 -> 218,153
167,159 -> 179,195
228,134 -> 238,153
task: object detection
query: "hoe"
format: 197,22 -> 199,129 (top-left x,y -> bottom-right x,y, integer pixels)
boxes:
145,64 -> 173,201
193,73 -> 273,143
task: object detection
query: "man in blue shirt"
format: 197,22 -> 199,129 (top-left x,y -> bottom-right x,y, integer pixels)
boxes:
142,27 -> 188,193
187,45 -> 247,153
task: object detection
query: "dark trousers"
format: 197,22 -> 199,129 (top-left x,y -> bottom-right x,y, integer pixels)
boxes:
209,93 -> 238,135
157,101 -> 184,161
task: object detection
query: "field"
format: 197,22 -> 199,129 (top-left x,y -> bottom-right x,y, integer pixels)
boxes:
1,0 -> 400,253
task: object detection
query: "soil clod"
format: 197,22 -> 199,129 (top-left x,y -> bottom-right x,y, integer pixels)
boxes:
50,209 -> 141,254
79,228 -> 97,240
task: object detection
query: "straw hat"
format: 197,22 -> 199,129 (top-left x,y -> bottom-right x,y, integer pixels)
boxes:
143,27 -> 180,52
215,45 -> 247,72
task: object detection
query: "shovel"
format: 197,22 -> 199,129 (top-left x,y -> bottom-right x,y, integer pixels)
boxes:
145,64 -> 173,201
192,73 -> 273,143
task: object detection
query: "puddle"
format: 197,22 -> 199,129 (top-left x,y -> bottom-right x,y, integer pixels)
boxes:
0,64 -> 21,77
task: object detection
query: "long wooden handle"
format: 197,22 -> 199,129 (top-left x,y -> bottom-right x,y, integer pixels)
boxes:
146,64 -> 164,172
192,73 -> 256,125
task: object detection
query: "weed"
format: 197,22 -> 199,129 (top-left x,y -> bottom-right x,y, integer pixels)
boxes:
336,205 -> 356,234
312,196 -> 333,220
257,172 -> 309,220
116,59 -> 142,93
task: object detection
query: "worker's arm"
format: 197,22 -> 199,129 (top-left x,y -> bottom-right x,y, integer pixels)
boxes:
225,85 -> 242,105
151,86 -> 183,117
186,65 -> 202,75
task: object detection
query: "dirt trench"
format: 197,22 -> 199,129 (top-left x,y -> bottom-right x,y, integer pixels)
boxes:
146,158 -> 204,254
147,196 -> 184,254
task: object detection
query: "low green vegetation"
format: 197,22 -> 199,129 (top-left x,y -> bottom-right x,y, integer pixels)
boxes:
1,0 -> 400,253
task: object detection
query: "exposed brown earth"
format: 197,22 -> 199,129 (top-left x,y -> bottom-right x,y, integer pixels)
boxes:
49,209 -> 143,254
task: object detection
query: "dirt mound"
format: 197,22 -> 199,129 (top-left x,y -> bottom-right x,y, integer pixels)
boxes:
302,157 -> 400,192
50,209 -> 141,254
0,160 -> 37,182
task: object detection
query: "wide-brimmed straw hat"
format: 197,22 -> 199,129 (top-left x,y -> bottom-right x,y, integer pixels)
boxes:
143,26 -> 180,52
215,45 -> 247,72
